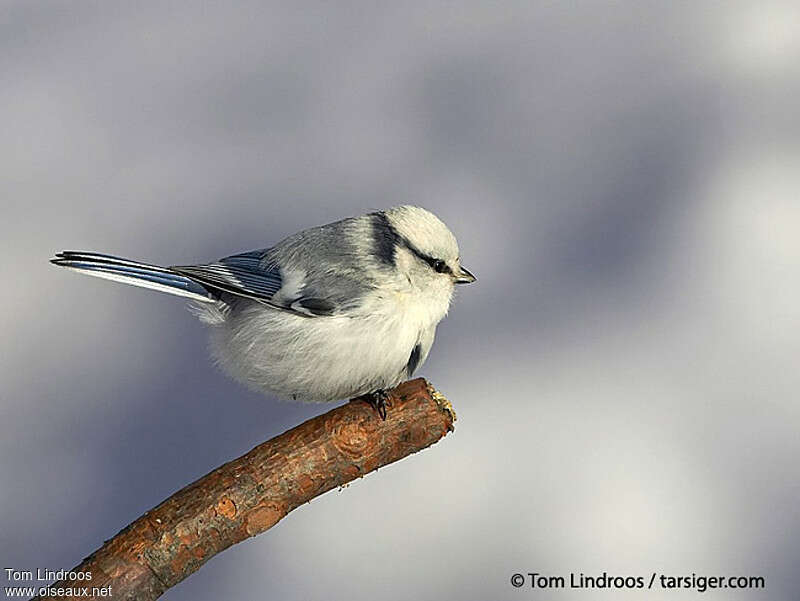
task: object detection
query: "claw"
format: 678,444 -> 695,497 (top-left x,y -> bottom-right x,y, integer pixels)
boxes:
364,389 -> 390,420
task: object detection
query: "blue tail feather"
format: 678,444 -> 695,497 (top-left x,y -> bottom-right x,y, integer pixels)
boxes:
51,251 -> 215,303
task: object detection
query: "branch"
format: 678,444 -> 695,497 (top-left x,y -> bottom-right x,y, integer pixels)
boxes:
33,378 -> 456,601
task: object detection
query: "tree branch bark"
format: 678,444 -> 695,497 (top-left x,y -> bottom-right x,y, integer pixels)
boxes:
33,378 -> 455,601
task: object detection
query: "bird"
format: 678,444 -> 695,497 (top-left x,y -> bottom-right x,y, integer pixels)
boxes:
50,206 -> 475,418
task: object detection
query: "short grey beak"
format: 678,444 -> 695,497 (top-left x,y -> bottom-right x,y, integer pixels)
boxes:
454,265 -> 476,284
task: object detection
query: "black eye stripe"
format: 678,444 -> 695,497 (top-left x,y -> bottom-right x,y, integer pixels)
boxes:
419,253 -> 450,274
398,236 -> 452,274
431,259 -> 449,273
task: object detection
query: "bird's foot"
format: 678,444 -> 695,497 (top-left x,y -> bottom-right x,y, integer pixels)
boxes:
364,389 -> 390,420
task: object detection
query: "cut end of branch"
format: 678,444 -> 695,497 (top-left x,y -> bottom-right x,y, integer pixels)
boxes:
426,381 -> 457,428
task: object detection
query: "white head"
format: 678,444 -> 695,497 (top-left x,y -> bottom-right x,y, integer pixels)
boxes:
380,205 -> 476,294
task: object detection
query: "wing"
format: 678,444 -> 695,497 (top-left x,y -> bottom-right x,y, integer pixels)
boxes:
171,250 -> 338,317
171,250 -> 281,301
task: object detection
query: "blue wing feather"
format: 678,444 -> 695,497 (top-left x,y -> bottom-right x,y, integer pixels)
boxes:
171,250 -> 285,304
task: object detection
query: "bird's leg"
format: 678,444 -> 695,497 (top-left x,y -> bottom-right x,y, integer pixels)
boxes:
363,389 -> 390,420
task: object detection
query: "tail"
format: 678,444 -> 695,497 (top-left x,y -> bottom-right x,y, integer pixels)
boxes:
50,251 -> 216,303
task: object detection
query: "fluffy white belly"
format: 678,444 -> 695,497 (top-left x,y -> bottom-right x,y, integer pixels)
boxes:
208,298 -> 435,402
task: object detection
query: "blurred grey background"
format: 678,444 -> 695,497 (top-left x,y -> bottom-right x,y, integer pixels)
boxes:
2,2 -> 799,600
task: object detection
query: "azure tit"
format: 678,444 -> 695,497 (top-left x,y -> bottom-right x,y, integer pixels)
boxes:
51,206 -> 476,418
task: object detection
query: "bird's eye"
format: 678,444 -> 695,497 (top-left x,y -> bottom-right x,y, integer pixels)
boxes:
431,259 -> 448,273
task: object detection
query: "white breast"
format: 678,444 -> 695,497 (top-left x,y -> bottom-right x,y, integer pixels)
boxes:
207,283 -> 450,402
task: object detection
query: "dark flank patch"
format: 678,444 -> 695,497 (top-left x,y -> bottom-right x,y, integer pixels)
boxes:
371,211 -> 401,267
296,297 -> 336,316
406,343 -> 422,376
